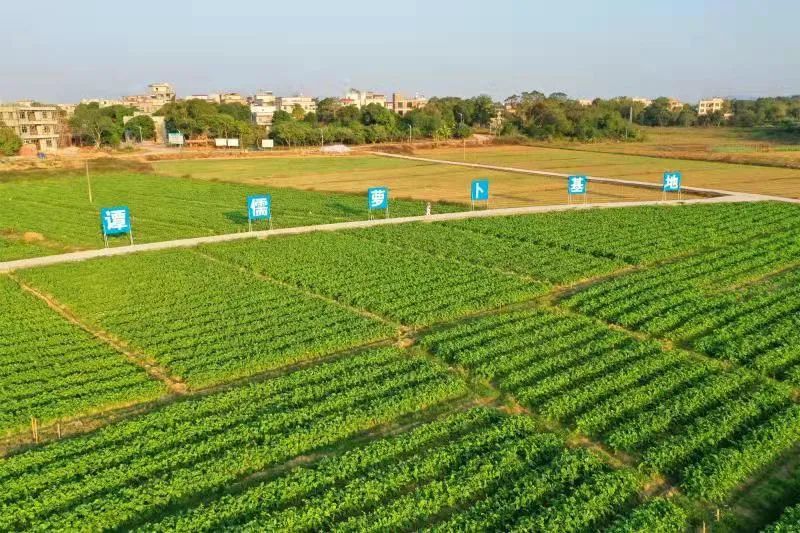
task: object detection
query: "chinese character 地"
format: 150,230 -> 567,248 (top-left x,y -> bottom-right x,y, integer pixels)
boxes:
665,175 -> 680,190
569,177 -> 586,194
250,198 -> 269,218
370,189 -> 386,208
104,210 -> 128,231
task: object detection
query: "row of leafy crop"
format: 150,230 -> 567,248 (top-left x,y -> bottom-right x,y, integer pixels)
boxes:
0,275 -> 165,435
421,308 -> 800,503
64,408 -> 684,532
0,348 -> 466,532
0,171 -> 461,260
566,234 -> 800,384
764,502 -> 800,532
354,221 -> 624,284
451,201 -> 800,264
200,232 -> 546,327
19,249 -> 393,388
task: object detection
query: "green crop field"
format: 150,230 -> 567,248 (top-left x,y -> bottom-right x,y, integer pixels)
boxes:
5,199 -> 800,531
0,169 -> 460,262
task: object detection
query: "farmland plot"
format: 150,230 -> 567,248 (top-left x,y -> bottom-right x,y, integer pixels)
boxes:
453,201 -> 800,264
0,349 -> 467,531
146,409 -> 679,532
357,221 -> 624,284
202,232 -> 547,326
0,171 -> 459,261
566,233 -> 800,385
0,275 -> 164,434
19,249 -> 392,388
422,308 -> 800,502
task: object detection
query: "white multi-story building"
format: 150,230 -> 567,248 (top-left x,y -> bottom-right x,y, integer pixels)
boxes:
276,95 -> 316,114
254,90 -> 276,106
122,83 -> 176,114
391,92 -> 427,115
342,89 -> 387,109
698,97 -> 725,115
0,101 -> 60,152
251,104 -> 277,128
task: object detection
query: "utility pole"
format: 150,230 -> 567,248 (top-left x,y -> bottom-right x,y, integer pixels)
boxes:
86,161 -> 93,203
321,128 -> 324,148
408,124 -> 412,144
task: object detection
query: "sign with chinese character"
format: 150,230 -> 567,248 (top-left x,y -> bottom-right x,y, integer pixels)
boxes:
568,176 -> 588,195
471,179 -> 489,201
368,187 -> 389,210
247,194 -> 272,221
663,171 -> 682,192
100,207 -> 131,236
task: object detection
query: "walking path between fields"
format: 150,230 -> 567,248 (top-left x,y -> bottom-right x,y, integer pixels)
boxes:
0,193 -> 767,273
369,151 -> 800,203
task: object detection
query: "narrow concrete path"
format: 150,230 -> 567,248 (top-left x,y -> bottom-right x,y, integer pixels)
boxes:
0,194 -> 761,273
369,151 -> 800,203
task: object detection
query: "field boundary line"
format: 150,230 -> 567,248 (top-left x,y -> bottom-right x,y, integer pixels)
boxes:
0,195 -> 759,273
6,273 -> 188,395
369,150 -> 800,202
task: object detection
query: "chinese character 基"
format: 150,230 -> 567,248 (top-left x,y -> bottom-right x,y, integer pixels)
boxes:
569,176 -> 586,194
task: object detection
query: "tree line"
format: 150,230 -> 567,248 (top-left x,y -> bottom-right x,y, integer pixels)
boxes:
269,95 -> 495,147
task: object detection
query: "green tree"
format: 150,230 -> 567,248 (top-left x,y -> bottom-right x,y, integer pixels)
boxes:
361,103 -> 395,127
315,98 -> 340,124
69,104 -> 120,147
271,110 -> 293,124
0,125 -> 22,156
335,105 -> 361,125
218,103 -> 251,122
291,104 -> 306,120
471,95 -> 495,126
124,115 -> 156,141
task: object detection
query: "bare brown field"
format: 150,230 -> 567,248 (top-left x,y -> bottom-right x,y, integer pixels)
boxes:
154,154 -> 704,208
413,143 -> 800,198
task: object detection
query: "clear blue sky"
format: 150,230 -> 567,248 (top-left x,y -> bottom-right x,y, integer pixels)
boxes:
2,0 -> 798,104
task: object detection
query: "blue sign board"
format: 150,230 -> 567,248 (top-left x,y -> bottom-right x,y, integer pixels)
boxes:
367,187 -> 389,210
663,171 -> 682,192
247,194 -> 272,221
471,179 -> 490,201
568,175 -> 588,195
100,206 -> 131,235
